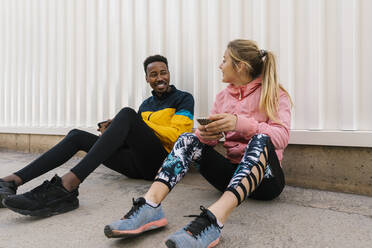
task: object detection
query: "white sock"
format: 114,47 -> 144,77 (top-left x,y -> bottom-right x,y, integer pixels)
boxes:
216,219 -> 224,229
145,199 -> 159,208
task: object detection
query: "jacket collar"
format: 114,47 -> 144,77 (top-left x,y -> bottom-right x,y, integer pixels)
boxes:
152,85 -> 176,100
226,77 -> 262,100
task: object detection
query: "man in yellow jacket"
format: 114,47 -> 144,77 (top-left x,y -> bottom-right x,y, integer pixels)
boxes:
0,55 -> 194,217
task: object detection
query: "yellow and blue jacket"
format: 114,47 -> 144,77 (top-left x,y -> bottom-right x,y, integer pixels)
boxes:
138,85 -> 194,152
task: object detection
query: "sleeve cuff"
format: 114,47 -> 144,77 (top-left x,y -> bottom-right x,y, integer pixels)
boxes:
235,115 -> 259,136
195,129 -> 218,146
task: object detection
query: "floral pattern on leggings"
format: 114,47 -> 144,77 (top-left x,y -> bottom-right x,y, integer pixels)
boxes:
155,133 -> 204,189
155,132 -> 274,191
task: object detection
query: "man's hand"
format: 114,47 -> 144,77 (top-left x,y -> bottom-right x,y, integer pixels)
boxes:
97,119 -> 112,135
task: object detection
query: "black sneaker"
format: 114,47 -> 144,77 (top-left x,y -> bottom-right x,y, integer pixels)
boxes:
0,179 -> 18,208
2,174 -> 79,217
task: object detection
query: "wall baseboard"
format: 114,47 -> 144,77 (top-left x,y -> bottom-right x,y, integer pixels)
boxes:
1,133 -> 371,196
0,133 -> 86,157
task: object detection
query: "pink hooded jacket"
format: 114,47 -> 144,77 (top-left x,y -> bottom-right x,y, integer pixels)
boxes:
195,77 -> 291,164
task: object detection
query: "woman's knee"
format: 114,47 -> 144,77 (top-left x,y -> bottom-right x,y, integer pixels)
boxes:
250,133 -> 270,144
179,132 -> 197,140
244,134 -> 272,158
175,132 -> 200,146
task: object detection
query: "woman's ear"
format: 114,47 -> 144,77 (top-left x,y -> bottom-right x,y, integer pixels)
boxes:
237,62 -> 247,73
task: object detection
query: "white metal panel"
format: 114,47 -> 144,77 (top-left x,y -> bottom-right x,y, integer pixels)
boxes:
359,0 -> 372,131
324,0 -> 340,131
16,0 -> 25,127
0,0 -> 371,147
96,0 -> 108,122
340,0 -> 359,130
31,0 -> 40,127
9,0 -> 17,126
24,0 -> 33,127
207,0 -> 221,112
85,0 -> 97,126
120,0 -> 135,108
293,0 -> 307,130
279,0 -> 295,128
38,0 -> 48,127
308,0 -> 325,130
251,0 -> 267,47
108,0 -> 121,117
0,1 -> 4,126
74,0 -> 86,126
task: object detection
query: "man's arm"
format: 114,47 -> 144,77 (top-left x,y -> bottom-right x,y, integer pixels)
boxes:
143,93 -> 194,152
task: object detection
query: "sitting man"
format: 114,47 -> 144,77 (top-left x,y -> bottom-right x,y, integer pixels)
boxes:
0,55 -> 194,217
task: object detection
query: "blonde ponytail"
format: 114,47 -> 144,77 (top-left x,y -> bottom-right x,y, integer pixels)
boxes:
228,39 -> 292,123
260,51 -> 282,123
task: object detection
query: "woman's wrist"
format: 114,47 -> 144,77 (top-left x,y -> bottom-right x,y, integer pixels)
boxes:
233,114 -> 238,131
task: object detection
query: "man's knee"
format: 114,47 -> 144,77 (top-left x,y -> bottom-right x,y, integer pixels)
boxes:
65,129 -> 88,143
118,107 -> 136,116
113,107 -> 138,122
67,129 -> 85,138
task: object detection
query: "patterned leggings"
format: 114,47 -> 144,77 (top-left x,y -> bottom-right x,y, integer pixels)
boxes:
155,133 -> 285,204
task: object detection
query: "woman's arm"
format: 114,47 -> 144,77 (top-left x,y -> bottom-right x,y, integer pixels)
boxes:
194,92 -> 225,146
235,92 -> 291,149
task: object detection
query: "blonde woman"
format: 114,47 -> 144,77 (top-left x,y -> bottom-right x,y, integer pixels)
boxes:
105,39 -> 292,248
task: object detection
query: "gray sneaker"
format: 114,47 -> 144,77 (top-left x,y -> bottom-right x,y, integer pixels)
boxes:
165,206 -> 222,248
0,179 -> 17,208
104,197 -> 168,239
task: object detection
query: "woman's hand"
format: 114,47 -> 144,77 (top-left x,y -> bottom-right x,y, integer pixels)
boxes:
197,113 -> 237,141
205,113 -> 237,133
197,124 -> 224,141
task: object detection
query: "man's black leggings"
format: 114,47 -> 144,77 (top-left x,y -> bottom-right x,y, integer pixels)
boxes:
14,107 -> 168,183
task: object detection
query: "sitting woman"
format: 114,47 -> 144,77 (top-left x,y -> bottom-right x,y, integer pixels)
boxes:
104,39 -> 292,248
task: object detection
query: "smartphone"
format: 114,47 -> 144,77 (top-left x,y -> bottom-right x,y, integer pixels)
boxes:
197,118 -> 214,126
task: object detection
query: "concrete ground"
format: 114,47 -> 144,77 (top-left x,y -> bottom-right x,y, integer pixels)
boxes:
0,150 -> 371,248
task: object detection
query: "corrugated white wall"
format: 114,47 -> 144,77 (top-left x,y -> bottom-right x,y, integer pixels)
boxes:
0,0 -> 371,147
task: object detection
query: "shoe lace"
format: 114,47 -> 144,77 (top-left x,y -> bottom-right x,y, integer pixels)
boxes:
0,180 -> 17,191
184,206 -> 218,238
123,198 -> 146,219
28,180 -> 52,200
